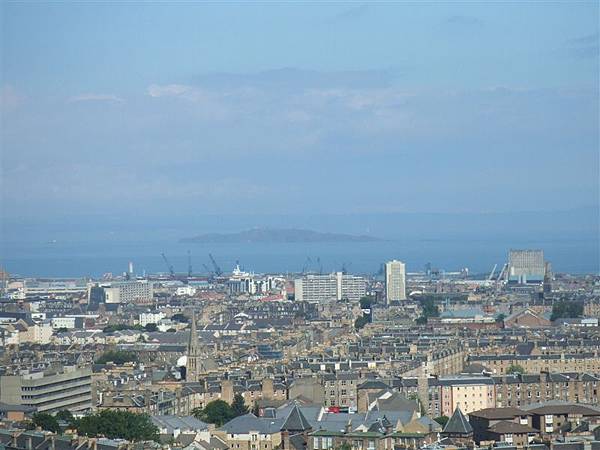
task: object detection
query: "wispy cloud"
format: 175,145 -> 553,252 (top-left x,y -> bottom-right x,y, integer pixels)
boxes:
147,84 -> 192,98
68,93 -> 124,103
565,32 -> 599,59
444,15 -> 484,28
327,4 -> 370,23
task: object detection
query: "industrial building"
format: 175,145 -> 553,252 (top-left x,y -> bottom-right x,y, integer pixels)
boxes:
508,249 -> 545,284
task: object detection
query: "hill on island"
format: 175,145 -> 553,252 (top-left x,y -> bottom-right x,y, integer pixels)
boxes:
180,228 -> 382,243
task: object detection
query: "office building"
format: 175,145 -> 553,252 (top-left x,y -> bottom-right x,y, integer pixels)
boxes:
295,272 -> 366,303
508,250 -> 545,284
385,260 -> 406,304
0,366 -> 92,413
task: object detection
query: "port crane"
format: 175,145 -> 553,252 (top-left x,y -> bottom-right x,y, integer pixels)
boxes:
488,264 -> 497,281
187,250 -> 193,278
209,253 -> 223,277
161,253 -> 175,278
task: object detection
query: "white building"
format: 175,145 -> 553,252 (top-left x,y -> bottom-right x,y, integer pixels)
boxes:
176,285 -> 197,296
508,249 -> 545,284
385,260 -> 406,304
139,311 -> 165,327
295,272 -> 366,303
51,317 -> 77,330
104,280 -> 153,304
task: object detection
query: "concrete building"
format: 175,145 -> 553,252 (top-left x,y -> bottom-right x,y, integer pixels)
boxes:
0,366 -> 92,413
104,280 -> 153,304
295,273 -> 366,303
508,250 -> 545,284
384,260 -> 406,304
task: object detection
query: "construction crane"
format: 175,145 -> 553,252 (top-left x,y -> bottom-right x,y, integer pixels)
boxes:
161,253 -> 175,278
187,250 -> 193,278
209,253 -> 223,276
488,264 -> 497,281
302,257 -> 312,274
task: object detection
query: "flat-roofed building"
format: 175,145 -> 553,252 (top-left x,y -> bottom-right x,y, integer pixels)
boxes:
508,250 -> 545,284
385,260 -> 406,304
0,366 -> 92,413
104,280 -> 153,304
295,273 -> 366,303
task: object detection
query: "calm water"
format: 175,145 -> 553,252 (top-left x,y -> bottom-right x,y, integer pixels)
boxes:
1,237 -> 597,278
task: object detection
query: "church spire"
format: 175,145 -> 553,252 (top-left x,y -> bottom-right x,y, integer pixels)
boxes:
186,309 -> 202,382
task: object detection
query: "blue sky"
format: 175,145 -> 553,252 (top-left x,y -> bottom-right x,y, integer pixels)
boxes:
1,1 -> 598,221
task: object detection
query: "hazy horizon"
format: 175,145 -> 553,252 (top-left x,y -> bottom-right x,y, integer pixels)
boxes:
1,2 -> 598,276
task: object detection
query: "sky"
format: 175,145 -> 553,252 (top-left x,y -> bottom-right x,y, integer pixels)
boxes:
1,1 -> 599,226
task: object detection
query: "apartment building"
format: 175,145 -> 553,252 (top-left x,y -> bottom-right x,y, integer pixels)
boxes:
104,280 -> 153,304
468,352 -> 600,375
295,273 -> 366,303
494,372 -> 600,408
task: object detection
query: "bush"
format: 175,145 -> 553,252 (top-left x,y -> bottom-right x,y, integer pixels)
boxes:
95,350 -> 138,365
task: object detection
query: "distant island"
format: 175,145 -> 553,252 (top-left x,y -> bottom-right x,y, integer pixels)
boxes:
180,228 -> 382,243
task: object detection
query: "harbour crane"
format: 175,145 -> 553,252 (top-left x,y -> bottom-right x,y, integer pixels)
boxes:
209,253 -> 223,276
161,253 -> 175,278
187,250 -> 193,278
302,257 -> 312,274
488,264 -> 497,281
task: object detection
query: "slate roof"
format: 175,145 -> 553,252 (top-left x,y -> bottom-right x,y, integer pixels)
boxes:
443,407 -> 473,435
487,420 -> 537,434
469,407 -> 528,420
281,404 -> 312,432
151,415 -> 208,433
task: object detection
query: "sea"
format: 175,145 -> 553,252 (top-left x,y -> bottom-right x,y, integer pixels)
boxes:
1,235 -> 597,278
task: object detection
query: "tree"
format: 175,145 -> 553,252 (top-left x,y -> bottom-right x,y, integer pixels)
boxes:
495,313 -> 506,324
31,413 -> 60,433
434,416 -> 449,427
359,296 -> 375,309
231,393 -> 249,417
56,409 -> 75,425
144,323 -> 158,332
95,350 -> 138,365
506,364 -> 525,375
551,301 -> 584,321
354,315 -> 369,330
74,410 -> 158,442
172,313 -> 189,323
193,400 -> 234,426
415,316 -> 428,325
420,298 -> 439,318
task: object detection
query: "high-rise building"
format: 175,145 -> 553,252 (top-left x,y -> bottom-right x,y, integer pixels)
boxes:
508,249 -> 545,284
385,260 -> 406,304
294,272 -> 366,303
